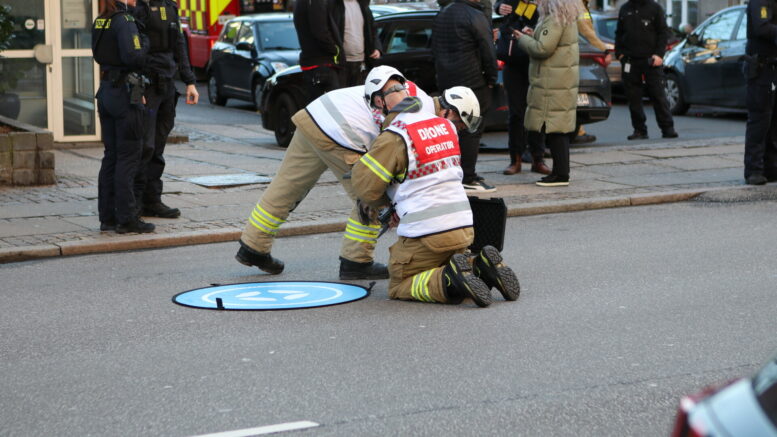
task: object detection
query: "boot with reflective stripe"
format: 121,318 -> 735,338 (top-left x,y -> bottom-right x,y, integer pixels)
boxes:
235,241 -> 284,275
339,257 -> 389,280
473,245 -> 520,301
442,253 -> 492,307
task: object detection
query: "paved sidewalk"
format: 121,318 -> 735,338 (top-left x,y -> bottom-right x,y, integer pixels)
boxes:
0,121 -> 763,263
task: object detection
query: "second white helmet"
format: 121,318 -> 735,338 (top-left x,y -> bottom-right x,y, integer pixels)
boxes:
440,86 -> 482,133
364,65 -> 407,108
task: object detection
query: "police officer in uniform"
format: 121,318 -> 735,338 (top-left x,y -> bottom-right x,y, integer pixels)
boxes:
92,0 -> 155,233
132,0 -> 199,218
235,66 -> 434,279
744,0 -> 777,185
352,87 -> 521,307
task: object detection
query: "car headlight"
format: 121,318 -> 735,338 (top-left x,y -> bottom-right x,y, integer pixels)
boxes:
271,62 -> 289,74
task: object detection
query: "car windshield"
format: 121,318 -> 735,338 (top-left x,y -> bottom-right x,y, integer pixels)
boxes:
753,355 -> 777,427
255,21 -> 299,51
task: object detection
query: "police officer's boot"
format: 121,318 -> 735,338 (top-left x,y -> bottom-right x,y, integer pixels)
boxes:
235,241 -> 284,275
472,245 -> 520,301
339,257 -> 389,280
143,201 -> 181,218
442,253 -> 492,307
116,217 -> 156,234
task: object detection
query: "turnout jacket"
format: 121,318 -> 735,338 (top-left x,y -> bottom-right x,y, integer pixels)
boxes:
578,0 -> 609,52
614,0 -> 669,60
746,0 -> 777,58
353,97 -> 473,239
132,0 -> 196,85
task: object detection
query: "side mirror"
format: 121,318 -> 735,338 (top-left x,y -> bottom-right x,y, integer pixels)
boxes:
236,41 -> 254,52
687,34 -> 700,46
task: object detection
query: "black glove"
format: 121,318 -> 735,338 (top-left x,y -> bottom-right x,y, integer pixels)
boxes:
357,199 -> 372,225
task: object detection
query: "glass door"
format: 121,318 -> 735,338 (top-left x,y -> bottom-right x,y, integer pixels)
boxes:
0,0 -> 49,128
51,0 -> 100,141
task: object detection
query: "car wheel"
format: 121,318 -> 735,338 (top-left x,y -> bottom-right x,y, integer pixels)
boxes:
274,93 -> 297,148
665,73 -> 689,115
208,74 -> 227,106
252,80 -> 263,111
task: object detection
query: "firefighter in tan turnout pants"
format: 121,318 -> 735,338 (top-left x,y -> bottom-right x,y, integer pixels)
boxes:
352,87 -> 521,307
236,66 -> 432,279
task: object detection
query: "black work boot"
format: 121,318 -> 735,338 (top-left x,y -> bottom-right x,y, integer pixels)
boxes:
442,253 -> 492,307
473,245 -> 520,301
116,218 -> 155,234
339,257 -> 389,280
235,241 -> 284,274
142,201 -> 181,218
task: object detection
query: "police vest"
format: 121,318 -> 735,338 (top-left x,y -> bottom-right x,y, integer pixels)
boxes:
92,11 -> 130,67
306,85 -> 384,153
144,0 -> 178,53
386,111 -> 473,238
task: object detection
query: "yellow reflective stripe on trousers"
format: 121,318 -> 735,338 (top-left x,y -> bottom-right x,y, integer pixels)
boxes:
248,204 -> 285,235
344,219 -> 379,245
360,154 -> 393,183
411,269 -> 434,302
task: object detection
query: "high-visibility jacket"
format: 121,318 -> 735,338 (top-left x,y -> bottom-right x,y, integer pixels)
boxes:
305,85 -> 384,153
385,110 -> 473,238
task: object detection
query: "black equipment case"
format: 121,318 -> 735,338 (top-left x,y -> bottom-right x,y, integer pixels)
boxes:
467,196 -> 507,252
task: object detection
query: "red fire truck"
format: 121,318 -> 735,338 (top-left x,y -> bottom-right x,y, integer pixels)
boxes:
178,0 -> 290,70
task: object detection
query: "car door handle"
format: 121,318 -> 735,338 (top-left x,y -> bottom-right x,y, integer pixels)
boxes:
713,51 -> 722,60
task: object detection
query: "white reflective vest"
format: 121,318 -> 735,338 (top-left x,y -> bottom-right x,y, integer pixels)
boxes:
305,85 -> 384,153
406,80 -> 436,114
386,110 -> 473,238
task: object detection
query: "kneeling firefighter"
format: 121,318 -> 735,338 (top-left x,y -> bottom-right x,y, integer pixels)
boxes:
92,0 -> 154,234
352,86 -> 521,307
236,66 -> 434,279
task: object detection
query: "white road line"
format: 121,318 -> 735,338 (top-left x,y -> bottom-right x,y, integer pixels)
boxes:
189,421 -> 320,437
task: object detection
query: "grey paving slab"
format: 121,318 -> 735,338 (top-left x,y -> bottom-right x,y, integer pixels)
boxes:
166,150 -> 276,171
59,186 -> 98,199
604,168 -> 742,187
175,190 -> 266,207
570,151 -> 648,165
159,181 -> 220,194
53,151 -> 99,178
193,124 -> 267,139
657,156 -> 741,171
0,217 -> 88,237
178,204 -> 254,222
581,163 -> 674,178
632,144 -> 743,158
186,140 -> 286,156
0,200 -> 95,219
163,160 -> 244,176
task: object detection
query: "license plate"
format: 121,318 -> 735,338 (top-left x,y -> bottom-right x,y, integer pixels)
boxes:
577,93 -> 590,106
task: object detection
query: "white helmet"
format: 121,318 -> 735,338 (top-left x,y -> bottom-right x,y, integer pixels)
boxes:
364,65 -> 406,108
440,86 -> 482,133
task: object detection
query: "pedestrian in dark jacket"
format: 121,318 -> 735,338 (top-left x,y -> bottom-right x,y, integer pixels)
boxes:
615,0 -> 678,140
294,0 -> 380,102
432,0 -> 499,193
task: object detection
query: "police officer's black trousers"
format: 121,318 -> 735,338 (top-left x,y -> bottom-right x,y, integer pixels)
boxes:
622,60 -> 675,134
503,61 -> 543,164
136,79 -> 177,206
458,85 -> 492,182
96,81 -> 144,224
744,66 -> 777,179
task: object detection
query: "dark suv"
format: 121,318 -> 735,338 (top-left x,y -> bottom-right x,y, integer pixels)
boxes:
260,10 -> 611,148
206,13 -> 300,110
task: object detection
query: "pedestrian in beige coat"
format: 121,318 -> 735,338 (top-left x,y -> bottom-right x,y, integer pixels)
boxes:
513,0 -> 584,186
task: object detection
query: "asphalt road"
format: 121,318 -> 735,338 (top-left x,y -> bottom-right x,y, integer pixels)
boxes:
184,82 -> 746,150
2,191 -> 776,437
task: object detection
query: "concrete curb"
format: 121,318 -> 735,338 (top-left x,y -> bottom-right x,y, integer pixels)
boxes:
0,187 -> 727,264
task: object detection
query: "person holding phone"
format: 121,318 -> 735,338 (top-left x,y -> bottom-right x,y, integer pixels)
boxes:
132,0 -> 199,220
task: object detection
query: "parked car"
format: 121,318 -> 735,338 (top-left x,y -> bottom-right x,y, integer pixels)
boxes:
663,5 -> 747,115
260,9 -> 611,148
588,10 -> 621,91
370,2 -> 436,17
206,14 -> 300,110
670,351 -> 777,437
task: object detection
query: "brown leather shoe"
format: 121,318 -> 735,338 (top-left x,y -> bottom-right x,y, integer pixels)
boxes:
503,162 -> 521,175
531,161 -> 552,175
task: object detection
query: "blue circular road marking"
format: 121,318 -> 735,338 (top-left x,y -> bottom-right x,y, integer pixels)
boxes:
173,281 -> 370,310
